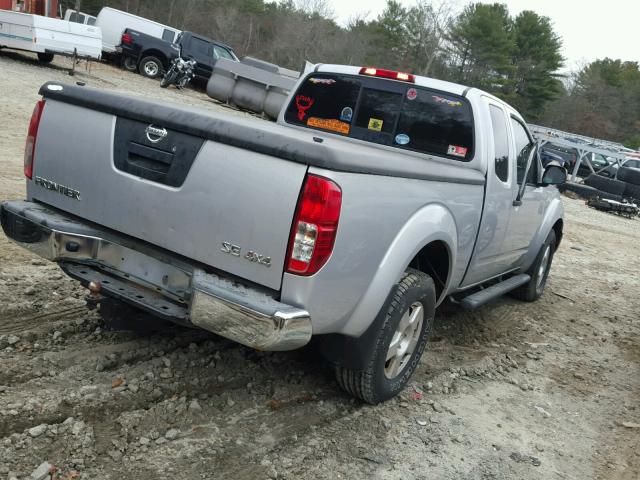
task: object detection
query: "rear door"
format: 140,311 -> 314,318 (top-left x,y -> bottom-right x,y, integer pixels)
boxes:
501,117 -> 545,264
29,99 -> 307,290
462,100 -> 516,285
185,35 -> 214,79
463,106 -> 544,285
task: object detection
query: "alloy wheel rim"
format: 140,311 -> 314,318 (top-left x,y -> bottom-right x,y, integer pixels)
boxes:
145,62 -> 158,76
384,302 -> 424,379
537,245 -> 551,289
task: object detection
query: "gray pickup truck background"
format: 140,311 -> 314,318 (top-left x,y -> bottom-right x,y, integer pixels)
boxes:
0,64 -> 566,403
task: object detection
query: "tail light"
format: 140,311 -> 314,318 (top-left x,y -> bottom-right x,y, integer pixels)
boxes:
359,67 -> 415,83
24,100 -> 45,180
286,175 -> 342,276
121,33 -> 132,44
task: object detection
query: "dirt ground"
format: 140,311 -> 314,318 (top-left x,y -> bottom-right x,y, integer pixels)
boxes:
0,51 -> 638,480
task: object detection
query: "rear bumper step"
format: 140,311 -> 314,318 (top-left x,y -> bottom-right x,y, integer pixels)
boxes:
1,200 -> 312,351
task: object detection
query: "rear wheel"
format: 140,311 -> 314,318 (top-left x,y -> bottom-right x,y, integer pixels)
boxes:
510,230 -> 556,302
160,70 -> 176,88
37,52 -> 54,63
122,56 -> 138,72
139,56 -> 163,78
334,269 -> 435,404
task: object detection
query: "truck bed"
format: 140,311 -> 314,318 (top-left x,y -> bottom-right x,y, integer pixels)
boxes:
30,82 -> 484,292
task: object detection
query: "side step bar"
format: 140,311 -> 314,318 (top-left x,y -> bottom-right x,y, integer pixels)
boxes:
459,274 -> 531,310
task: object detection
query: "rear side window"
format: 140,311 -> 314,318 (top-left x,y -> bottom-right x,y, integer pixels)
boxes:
511,118 -> 536,184
395,90 -> 473,160
489,105 -> 509,182
284,74 -> 474,161
87,17 -> 96,26
625,159 -> 640,169
213,45 -> 235,60
191,37 -> 210,56
162,29 -> 175,42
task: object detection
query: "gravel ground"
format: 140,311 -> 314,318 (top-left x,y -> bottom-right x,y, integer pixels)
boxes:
0,51 -> 639,480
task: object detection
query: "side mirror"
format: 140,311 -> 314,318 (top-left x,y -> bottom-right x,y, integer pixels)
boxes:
541,164 -> 567,186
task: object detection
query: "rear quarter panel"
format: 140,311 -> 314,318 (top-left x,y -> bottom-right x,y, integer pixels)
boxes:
281,167 -> 484,336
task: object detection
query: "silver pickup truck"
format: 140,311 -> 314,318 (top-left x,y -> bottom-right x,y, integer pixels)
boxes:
1,65 -> 566,403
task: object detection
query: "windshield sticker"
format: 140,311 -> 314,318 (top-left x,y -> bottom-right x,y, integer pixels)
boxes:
406,88 -> 418,101
340,107 -> 353,122
368,118 -> 384,132
395,133 -> 410,145
308,77 -> 336,85
307,117 -> 350,135
433,95 -> 463,107
448,145 -> 468,157
295,95 -> 315,121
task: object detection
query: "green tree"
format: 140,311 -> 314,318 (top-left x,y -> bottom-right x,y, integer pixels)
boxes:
509,10 -> 564,119
404,1 -> 452,77
542,59 -> 640,145
447,3 -> 515,95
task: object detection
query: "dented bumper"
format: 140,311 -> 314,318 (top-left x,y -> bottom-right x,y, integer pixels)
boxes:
0,200 -> 311,351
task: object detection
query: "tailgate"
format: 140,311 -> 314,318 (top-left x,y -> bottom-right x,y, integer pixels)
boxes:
28,87 -> 309,290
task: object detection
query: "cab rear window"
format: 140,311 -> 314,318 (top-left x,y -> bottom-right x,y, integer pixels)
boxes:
284,73 -> 474,161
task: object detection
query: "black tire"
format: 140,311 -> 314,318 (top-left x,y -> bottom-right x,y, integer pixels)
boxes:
510,230 -> 556,302
563,183 -> 599,199
160,71 -> 176,88
617,167 -> 640,186
139,56 -> 163,78
37,52 -> 54,63
584,174 -> 626,195
334,269 -> 435,404
177,76 -> 190,89
624,182 -> 640,202
122,56 -> 138,72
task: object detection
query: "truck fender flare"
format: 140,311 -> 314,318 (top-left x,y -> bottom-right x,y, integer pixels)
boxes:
520,196 -> 564,272
343,203 -> 457,338
319,203 -> 456,370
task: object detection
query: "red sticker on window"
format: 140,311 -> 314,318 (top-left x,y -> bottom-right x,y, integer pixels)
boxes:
295,95 -> 314,121
447,145 -> 468,157
407,88 -> 417,100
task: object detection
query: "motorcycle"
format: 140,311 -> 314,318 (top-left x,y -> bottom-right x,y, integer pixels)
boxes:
160,56 -> 197,89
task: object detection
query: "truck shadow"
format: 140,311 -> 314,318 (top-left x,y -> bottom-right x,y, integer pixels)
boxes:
0,49 -> 72,72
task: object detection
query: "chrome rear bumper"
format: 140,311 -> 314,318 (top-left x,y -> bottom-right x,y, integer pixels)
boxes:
1,200 -> 311,351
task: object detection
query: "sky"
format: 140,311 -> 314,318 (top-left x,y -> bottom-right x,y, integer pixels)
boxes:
326,0 -> 640,71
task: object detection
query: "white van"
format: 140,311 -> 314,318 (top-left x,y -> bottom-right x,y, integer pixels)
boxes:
95,7 -> 181,54
63,9 -> 98,26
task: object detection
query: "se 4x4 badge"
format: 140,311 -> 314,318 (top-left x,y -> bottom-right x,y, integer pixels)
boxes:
221,242 -> 271,267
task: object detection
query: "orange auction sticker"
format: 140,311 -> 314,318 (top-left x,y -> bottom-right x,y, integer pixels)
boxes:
307,117 -> 350,135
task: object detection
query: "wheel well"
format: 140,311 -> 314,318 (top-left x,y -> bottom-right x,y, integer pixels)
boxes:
140,50 -> 168,68
408,241 -> 450,301
552,219 -> 563,250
